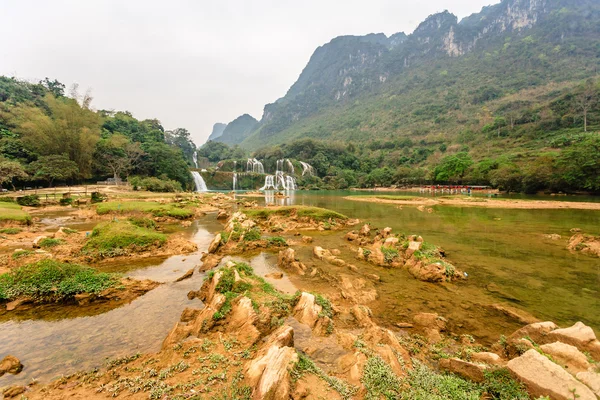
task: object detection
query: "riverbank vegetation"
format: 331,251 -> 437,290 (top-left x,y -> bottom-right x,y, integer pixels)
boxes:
0,202 -> 31,225
82,221 -> 167,258
96,201 -> 194,220
0,260 -> 119,302
0,76 -> 195,191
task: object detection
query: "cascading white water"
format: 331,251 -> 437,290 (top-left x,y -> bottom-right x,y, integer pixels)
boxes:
285,175 -> 296,190
276,171 -> 287,190
260,175 -> 277,190
191,171 -> 207,192
299,161 -> 314,176
233,173 -> 237,191
246,158 -> 264,174
285,159 -> 294,174
192,151 -> 198,169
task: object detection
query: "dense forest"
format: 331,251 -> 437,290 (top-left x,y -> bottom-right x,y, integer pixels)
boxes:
0,77 -> 196,192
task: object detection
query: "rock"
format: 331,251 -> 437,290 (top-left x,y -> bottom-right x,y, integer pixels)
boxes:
217,210 -> 229,220
345,232 -> 359,241
540,342 -> 591,374
208,233 -> 222,254
543,233 -> 562,240
302,236 -> 313,244
571,228 -> 582,233
396,322 -> 413,329
278,248 -> 306,275
413,313 -> 446,343
359,224 -> 370,237
350,305 -> 375,328
0,355 -> 23,377
405,240 -> 422,257
470,352 -> 504,366
312,246 -> 326,260
366,273 -> 380,281
576,371 -> 600,397
180,308 -> 200,322
245,326 -> 298,400
32,235 -> 47,248
54,227 -> 70,239
381,227 -> 393,238
5,298 -> 31,311
384,237 -> 399,246
227,297 -> 260,345
199,254 -> 222,271
175,268 -> 194,282
489,304 -> 539,325
408,262 -> 446,282
508,321 -> 558,344
507,349 -> 595,400
439,358 -> 487,382
546,322 -> 600,361
293,292 -> 322,328
265,272 -> 283,279
330,249 -> 341,256
2,386 -> 25,398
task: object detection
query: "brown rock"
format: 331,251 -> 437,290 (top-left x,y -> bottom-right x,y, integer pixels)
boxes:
175,268 -> 194,282
413,313 -> 446,331
0,355 -> 23,376
359,224 -> 370,237
265,272 -> 283,279
396,322 -> 413,329
345,231 -> 359,241
540,342 -> 591,374
2,386 -> 25,398
381,227 -> 393,238
439,358 -> 487,382
508,321 -> 558,343
508,349 -> 595,400
470,352 -> 504,366
293,292 -> 322,328
227,297 -> 260,346
489,304 -> 540,325
302,236 -> 313,244
217,210 -> 229,220
350,305 -> 375,328
208,233 -> 222,253
5,298 -> 32,311
278,248 -> 306,275
199,254 -> 222,271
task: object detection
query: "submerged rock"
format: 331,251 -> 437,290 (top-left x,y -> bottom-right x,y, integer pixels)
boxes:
0,355 -> 23,377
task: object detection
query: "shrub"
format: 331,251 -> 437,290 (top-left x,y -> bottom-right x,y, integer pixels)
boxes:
0,228 -> 21,234
381,246 -> 399,263
12,250 -> 33,259
129,177 -> 183,193
59,197 -> 73,206
0,259 -> 119,301
243,227 -> 262,242
16,195 -> 40,207
267,237 -> 288,247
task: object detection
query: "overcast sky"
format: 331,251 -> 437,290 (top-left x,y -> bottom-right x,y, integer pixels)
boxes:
1,0 -> 493,146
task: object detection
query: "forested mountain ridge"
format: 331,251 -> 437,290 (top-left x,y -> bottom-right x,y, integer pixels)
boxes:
231,0 -> 599,149
0,77 -> 197,191
212,114 -> 258,145
199,0 -> 600,193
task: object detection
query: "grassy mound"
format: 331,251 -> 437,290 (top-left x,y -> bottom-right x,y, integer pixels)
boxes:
96,201 -> 194,220
244,206 -> 347,222
0,259 -> 119,302
83,221 -> 167,258
0,203 -> 31,225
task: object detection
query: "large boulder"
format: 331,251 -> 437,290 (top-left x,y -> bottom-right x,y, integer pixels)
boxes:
227,296 -> 261,345
546,322 -> 600,361
576,371 -> 600,398
0,355 -> 23,377
507,349 -> 595,400
470,352 -> 505,366
508,321 -> 558,344
539,342 -> 591,374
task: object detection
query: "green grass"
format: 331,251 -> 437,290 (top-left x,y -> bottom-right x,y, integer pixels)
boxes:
362,355 -> 403,400
0,203 -> 31,225
0,259 -> 119,301
82,221 -> 167,258
0,228 -> 22,234
291,353 -> 357,400
12,250 -> 33,260
244,206 -> 347,222
38,238 -> 64,248
96,201 -> 194,220
381,246 -> 400,264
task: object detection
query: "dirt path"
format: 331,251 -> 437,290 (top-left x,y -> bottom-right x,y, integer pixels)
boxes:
344,196 -> 600,210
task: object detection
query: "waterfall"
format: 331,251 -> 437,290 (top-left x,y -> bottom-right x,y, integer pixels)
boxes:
191,171 -> 207,192
246,158 -> 264,173
276,171 -> 287,190
192,151 -> 198,169
233,173 -> 237,191
285,175 -> 296,190
285,159 -> 294,174
260,175 -> 277,190
299,161 -> 315,176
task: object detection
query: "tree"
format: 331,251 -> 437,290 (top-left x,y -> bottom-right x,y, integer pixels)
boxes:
29,155 -> 79,186
165,128 -> 196,166
14,94 -> 101,178
576,80 -> 597,132
0,158 -> 27,190
434,152 -> 474,183
95,135 -> 145,181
